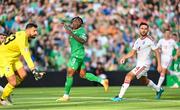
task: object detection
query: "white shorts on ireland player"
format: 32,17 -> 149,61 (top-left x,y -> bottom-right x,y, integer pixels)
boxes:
131,65 -> 150,79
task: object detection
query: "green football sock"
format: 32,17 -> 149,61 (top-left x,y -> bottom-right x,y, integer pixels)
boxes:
85,73 -> 102,83
64,76 -> 73,95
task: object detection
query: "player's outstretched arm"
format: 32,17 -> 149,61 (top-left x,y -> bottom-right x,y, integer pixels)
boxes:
17,35 -> 45,80
154,49 -> 162,73
120,49 -> 136,64
20,47 -> 46,80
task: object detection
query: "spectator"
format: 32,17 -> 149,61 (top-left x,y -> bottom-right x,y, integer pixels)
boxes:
0,0 -> 179,72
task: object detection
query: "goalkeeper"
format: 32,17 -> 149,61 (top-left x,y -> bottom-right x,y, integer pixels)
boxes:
0,23 -> 45,106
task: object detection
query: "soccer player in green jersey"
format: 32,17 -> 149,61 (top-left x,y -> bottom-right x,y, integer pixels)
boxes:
57,17 -> 109,101
168,33 -> 180,88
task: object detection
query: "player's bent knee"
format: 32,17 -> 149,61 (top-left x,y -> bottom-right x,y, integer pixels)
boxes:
67,68 -> 75,77
79,70 -> 86,78
160,72 -> 165,77
20,72 -> 27,80
140,78 -> 149,85
145,81 -> 149,85
7,75 -> 17,86
67,73 -> 74,77
16,68 -> 27,79
124,75 -> 132,83
9,80 -> 16,87
16,73 -> 27,81
160,68 -> 167,75
145,79 -> 150,85
79,73 -> 85,78
124,73 -> 135,83
126,73 -> 134,79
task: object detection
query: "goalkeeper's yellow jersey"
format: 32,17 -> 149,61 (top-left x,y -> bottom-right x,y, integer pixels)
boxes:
0,31 -> 34,70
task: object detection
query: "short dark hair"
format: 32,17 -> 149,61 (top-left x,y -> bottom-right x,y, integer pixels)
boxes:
139,22 -> 149,28
26,23 -> 38,29
71,16 -> 83,24
164,28 -> 170,32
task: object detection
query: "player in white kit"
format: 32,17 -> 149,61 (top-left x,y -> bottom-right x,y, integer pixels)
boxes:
111,23 -> 164,102
157,29 -> 179,88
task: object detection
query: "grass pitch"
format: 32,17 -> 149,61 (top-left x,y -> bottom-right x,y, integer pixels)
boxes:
0,86 -> 180,110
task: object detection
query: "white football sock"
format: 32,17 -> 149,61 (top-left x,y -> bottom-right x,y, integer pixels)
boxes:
118,83 -> 129,98
157,76 -> 165,88
148,80 -> 160,92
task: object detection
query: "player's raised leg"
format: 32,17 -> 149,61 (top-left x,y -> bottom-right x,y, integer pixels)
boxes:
79,69 -> 109,92
139,76 -> 164,99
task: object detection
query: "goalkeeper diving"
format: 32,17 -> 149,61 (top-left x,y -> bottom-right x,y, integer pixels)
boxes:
0,23 -> 45,106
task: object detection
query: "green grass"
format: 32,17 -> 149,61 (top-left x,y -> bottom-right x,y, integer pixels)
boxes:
1,86 -> 180,110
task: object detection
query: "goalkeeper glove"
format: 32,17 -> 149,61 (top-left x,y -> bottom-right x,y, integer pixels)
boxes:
32,69 -> 46,80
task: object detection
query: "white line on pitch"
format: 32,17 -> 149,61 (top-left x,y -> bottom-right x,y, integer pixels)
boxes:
15,96 -> 180,102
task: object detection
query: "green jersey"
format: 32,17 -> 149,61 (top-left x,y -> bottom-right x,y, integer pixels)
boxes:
69,27 -> 87,59
169,42 -> 180,72
173,58 -> 180,72
172,42 -> 180,56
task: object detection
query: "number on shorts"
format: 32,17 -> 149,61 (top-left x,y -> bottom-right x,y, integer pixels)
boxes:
72,58 -> 76,65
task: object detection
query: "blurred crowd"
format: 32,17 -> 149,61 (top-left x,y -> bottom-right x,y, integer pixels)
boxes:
0,0 -> 179,72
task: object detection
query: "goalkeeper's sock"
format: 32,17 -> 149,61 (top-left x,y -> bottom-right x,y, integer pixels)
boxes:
157,74 -> 165,88
118,83 -> 129,98
64,76 -> 73,95
85,73 -> 102,83
1,83 -> 14,100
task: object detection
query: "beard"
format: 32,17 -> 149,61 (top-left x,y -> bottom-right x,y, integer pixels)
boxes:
140,31 -> 147,36
30,35 -> 36,39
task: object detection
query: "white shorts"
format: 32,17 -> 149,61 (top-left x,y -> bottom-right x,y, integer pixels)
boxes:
131,65 -> 150,79
161,55 -> 172,69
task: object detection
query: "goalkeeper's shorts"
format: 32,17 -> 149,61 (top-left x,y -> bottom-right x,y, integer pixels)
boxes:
0,60 -> 23,78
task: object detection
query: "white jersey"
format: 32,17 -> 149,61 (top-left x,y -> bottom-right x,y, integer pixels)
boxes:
157,38 -> 178,68
133,36 -> 157,66
157,38 -> 178,57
